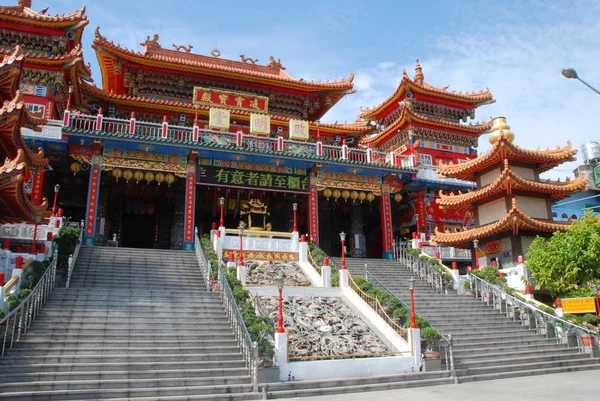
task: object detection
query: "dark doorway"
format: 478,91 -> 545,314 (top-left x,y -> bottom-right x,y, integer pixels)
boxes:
122,213 -> 156,248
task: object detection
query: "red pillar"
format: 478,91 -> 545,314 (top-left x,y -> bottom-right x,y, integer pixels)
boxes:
380,185 -> 394,259
277,285 -> 285,333
308,174 -> 319,245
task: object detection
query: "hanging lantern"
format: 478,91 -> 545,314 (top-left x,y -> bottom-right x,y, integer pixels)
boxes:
323,188 -> 332,199
165,173 -> 175,186
70,162 -> 80,176
155,172 -> 165,185
112,168 -> 123,181
144,171 -> 155,183
133,171 -> 144,183
332,189 -> 341,200
394,193 -> 403,203
367,192 -> 375,202
359,191 -> 367,201
123,169 -> 133,182
350,190 -> 359,200
341,190 -> 350,200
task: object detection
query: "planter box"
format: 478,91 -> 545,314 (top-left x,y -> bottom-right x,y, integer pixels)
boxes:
422,356 -> 442,372
258,366 -> 280,383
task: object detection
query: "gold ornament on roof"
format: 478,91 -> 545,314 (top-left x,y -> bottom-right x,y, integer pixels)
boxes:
240,54 -> 258,64
489,117 -> 515,144
211,48 -> 222,57
173,44 -> 193,53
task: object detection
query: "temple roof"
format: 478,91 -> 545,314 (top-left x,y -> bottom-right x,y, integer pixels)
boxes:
359,60 -> 494,120
360,101 -> 492,147
0,46 -> 24,100
431,197 -> 570,247
0,2 -> 87,26
437,160 -> 588,207
0,149 -> 48,222
438,137 -> 578,182
80,81 -> 373,136
0,90 -> 48,168
93,28 -> 355,95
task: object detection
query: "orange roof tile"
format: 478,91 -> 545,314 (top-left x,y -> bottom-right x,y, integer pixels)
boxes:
438,161 -> 588,207
0,3 -> 87,25
431,198 -> 570,247
438,137 -> 578,181
360,102 -> 492,147
359,61 -> 494,119
0,44 -> 92,79
93,28 -> 354,93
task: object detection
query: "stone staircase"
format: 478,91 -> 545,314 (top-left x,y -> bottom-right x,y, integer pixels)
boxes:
339,257 -> 600,382
0,246 -> 260,400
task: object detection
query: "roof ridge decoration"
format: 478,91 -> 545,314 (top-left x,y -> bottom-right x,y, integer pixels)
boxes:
359,60 -> 494,119
0,148 -> 26,175
93,28 -> 354,90
0,45 -> 24,68
1,2 -> 86,21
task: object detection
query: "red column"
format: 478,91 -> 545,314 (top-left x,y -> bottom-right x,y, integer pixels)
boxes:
380,185 -> 394,258
183,167 -> 196,250
277,286 -> 285,333
83,158 -> 102,245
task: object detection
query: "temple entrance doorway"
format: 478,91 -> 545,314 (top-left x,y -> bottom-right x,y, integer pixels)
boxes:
122,213 -> 155,248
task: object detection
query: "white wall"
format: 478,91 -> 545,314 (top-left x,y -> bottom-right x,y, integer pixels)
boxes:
478,198 -> 508,225
480,167 -> 501,187
297,261 -> 323,287
515,196 -> 549,219
280,355 -> 417,382
511,165 -> 536,181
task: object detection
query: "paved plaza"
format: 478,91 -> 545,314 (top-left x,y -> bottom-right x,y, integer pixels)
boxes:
274,370 -> 600,401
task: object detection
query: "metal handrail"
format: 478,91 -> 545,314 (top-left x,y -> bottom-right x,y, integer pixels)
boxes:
469,274 -> 600,355
0,250 -> 58,356
194,234 -> 212,291
347,271 -> 409,342
195,234 -> 258,392
65,228 -> 84,289
398,249 -> 448,293
364,272 -> 455,373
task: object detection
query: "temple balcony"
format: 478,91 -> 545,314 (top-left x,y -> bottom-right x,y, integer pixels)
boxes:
58,113 -> 416,177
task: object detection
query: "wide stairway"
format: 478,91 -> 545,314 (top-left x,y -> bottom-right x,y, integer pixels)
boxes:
0,247 -> 260,400
339,257 -> 600,382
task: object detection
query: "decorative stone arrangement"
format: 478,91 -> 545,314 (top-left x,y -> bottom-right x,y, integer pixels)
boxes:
246,261 -> 311,287
258,295 -> 391,359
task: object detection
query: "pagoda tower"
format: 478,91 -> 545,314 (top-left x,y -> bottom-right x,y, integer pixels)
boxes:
358,60 -> 495,239
0,46 -> 49,222
431,117 -> 588,266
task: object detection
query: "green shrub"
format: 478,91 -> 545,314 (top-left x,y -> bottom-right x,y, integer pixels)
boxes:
582,314 -> 599,325
421,326 -> 442,340
55,227 -> 81,273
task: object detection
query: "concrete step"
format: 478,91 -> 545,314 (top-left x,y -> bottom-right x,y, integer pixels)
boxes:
0,352 -> 245,365
458,357 -> 600,377
3,345 -> 241,357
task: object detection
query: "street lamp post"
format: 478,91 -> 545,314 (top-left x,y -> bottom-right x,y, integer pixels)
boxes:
415,213 -> 420,239
562,68 -> 600,96
473,239 -> 479,270
292,202 -> 298,232
409,277 -> 417,329
276,277 -> 285,333
238,225 -> 245,266
219,197 -> 225,228
339,231 -> 347,270
51,184 -> 60,216
592,283 -> 600,320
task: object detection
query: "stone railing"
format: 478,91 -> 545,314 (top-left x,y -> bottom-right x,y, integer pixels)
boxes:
421,246 -> 471,261
222,229 -> 296,253
0,223 -> 59,242
62,113 -> 416,170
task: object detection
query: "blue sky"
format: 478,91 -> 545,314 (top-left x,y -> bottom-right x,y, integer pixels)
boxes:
44,0 -> 600,178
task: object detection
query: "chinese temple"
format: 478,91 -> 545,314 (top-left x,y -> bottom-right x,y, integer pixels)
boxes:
358,60 -> 495,240
0,45 -> 49,223
2,0 -> 515,260
431,117 -> 588,266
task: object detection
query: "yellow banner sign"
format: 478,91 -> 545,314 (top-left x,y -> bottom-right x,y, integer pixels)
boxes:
289,119 -> 309,141
562,297 -> 597,314
250,114 -> 270,135
209,108 -> 230,130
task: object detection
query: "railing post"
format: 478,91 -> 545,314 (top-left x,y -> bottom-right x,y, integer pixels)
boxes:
161,115 -> 168,139
389,147 -> 396,167
129,112 -> 136,135
277,130 -> 284,151
95,108 -> 104,130
237,127 -> 244,147
252,342 -> 259,392
366,144 -> 373,163
341,139 -> 348,160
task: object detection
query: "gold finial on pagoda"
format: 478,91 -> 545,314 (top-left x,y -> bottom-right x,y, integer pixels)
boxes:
489,117 -> 515,145
414,59 -> 424,85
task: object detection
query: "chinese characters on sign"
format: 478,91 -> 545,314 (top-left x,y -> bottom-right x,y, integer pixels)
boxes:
85,166 -> 101,236
250,114 -> 271,135
289,119 -> 309,141
209,108 -> 230,130
193,87 -> 269,113
31,171 -> 44,206
198,166 -> 308,192
184,174 -> 196,242
562,298 -> 597,314
309,183 -> 319,244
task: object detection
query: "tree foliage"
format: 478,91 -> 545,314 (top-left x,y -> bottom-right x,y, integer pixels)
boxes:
526,212 -> 600,297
